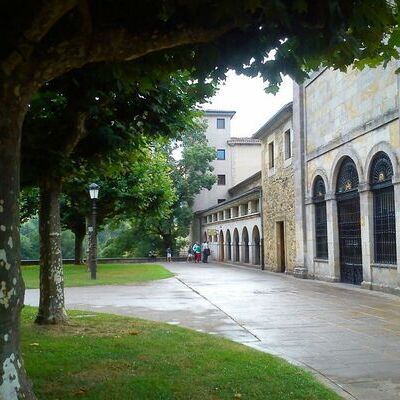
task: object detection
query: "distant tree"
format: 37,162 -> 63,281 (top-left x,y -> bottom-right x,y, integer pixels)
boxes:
61,147 -> 176,264
20,218 -> 40,260
105,121 -> 216,255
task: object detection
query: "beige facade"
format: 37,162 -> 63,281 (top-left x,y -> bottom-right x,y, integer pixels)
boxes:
228,138 -> 263,186
254,103 -> 296,273
295,61 -> 400,294
192,110 -> 261,214
193,110 -> 235,213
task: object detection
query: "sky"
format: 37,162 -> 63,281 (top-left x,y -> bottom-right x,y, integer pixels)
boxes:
202,70 -> 293,137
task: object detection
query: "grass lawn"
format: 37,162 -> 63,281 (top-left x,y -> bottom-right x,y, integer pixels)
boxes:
21,307 -> 341,400
22,263 -> 174,289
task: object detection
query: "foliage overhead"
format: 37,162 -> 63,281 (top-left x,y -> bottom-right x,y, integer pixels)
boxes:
2,1 -> 399,96
21,66 -> 214,186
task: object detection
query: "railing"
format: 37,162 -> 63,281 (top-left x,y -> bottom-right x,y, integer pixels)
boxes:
21,256 -> 187,266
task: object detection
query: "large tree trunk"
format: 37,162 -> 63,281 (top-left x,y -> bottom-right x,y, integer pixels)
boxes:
0,92 -> 36,399
73,224 -> 85,265
35,179 -> 67,325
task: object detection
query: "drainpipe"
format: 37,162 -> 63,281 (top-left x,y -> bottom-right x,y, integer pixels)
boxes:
259,188 -> 265,270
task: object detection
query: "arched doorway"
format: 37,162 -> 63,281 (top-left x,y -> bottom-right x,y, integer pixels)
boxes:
226,229 -> 232,261
252,226 -> 261,265
242,227 -> 249,263
336,157 -> 363,285
219,230 -> 224,261
233,228 -> 240,262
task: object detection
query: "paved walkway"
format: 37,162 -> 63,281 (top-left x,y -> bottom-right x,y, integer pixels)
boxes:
25,262 -> 400,400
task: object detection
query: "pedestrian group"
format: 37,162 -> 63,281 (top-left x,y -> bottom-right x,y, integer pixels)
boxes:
187,241 -> 210,263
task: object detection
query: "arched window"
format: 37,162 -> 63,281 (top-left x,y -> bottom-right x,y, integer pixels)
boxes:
313,176 -> 328,259
370,152 -> 396,264
336,157 -> 359,195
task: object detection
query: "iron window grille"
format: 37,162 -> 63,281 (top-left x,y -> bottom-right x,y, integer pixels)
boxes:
370,152 -> 397,264
336,157 -> 363,284
313,176 -> 328,259
336,157 -> 359,198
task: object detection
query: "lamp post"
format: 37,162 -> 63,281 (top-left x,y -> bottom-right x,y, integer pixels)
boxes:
88,183 -> 99,280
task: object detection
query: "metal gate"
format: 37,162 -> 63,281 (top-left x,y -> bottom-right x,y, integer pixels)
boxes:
337,196 -> 363,285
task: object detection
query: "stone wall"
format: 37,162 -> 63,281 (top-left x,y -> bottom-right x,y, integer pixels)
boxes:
261,117 -> 296,272
305,62 -> 398,155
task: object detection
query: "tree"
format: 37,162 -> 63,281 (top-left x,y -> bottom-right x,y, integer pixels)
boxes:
21,67 -> 209,325
108,121 -> 216,255
61,147 -> 176,263
1,1 -> 399,397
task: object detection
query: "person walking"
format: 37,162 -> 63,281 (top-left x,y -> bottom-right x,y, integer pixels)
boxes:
166,247 -> 172,262
202,240 -> 210,263
187,246 -> 194,262
192,242 -> 201,263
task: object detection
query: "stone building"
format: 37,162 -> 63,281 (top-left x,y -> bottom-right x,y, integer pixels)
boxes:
192,110 -> 261,212
293,61 -> 400,294
191,109 -> 262,254
194,172 -> 262,266
254,102 -> 296,273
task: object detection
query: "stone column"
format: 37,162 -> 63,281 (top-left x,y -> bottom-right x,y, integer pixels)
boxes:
248,241 -> 253,264
292,82 -> 308,278
326,194 -> 340,280
393,180 -> 400,283
305,200 -> 315,277
359,184 -> 373,288
248,201 -> 253,214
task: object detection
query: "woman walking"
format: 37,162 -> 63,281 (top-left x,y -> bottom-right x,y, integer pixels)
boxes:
193,242 -> 201,263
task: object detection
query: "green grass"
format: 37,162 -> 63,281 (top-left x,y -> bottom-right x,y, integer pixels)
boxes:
21,307 -> 341,400
22,263 -> 174,289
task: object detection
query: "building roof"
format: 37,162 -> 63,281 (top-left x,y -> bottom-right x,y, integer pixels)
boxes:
252,102 -> 293,139
204,109 -> 236,118
227,137 -> 261,145
228,171 -> 261,195
194,187 -> 261,215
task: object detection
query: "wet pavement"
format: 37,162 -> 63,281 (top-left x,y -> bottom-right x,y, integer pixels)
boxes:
25,262 -> 400,399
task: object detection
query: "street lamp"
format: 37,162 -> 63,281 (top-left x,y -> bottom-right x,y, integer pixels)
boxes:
88,183 -> 99,280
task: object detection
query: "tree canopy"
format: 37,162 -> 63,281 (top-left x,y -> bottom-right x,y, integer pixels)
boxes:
2,1 -> 399,95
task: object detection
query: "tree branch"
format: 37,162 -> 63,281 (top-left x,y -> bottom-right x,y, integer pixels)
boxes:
78,0 -> 92,36
63,111 -> 88,157
30,21 -> 239,87
1,0 -> 78,76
